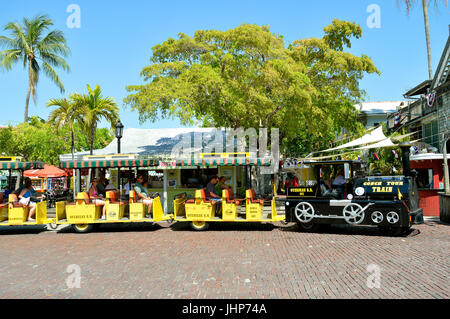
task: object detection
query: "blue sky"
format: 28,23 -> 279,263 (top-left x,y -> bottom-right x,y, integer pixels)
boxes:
0,0 -> 449,129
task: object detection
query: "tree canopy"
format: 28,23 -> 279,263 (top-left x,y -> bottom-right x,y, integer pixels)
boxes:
124,20 -> 380,156
0,117 -> 114,165
0,14 -> 70,122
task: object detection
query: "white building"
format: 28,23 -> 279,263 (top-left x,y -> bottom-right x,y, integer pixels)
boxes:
354,101 -> 408,129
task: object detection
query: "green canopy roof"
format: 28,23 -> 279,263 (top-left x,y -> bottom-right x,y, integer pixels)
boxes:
0,161 -> 44,170
176,157 -> 272,167
60,157 -> 271,169
59,159 -> 159,169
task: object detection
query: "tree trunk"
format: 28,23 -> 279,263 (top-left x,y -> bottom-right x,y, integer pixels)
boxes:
71,129 -> 75,157
422,0 -> 433,80
24,63 -> 32,123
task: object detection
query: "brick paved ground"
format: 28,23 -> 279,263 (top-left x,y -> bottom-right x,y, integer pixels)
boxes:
0,219 -> 448,299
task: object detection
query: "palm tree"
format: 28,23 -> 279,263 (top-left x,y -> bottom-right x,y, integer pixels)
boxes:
398,0 -> 449,80
47,97 -> 84,160
0,14 -> 70,122
72,85 -> 119,155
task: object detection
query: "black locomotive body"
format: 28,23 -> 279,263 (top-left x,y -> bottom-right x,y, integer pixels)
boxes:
283,158 -> 422,234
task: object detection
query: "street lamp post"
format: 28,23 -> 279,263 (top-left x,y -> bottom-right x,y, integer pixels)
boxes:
115,119 -> 124,154
115,120 -> 124,194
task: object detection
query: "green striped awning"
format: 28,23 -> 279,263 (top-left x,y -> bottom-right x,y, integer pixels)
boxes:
59,159 -> 159,169
0,161 -> 44,170
176,157 -> 272,167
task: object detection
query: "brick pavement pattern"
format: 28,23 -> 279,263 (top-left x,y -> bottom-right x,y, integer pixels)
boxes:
0,220 -> 448,299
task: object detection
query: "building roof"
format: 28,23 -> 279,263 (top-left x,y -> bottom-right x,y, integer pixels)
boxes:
404,80 -> 431,97
404,33 -> 450,96
60,127 -> 268,162
60,128 -> 217,161
354,101 -> 407,115
410,153 -> 449,161
431,33 -> 450,90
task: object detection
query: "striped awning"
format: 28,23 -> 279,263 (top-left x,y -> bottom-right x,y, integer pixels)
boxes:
59,159 -> 159,169
176,157 -> 272,167
0,161 -> 44,170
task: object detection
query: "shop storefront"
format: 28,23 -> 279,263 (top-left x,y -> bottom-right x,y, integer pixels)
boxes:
410,153 -> 449,216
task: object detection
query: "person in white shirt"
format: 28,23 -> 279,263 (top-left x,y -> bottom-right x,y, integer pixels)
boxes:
332,173 -> 346,187
124,177 -> 132,195
332,169 -> 346,199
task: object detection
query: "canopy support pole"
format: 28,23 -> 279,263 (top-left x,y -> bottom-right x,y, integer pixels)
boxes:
163,170 -> 168,214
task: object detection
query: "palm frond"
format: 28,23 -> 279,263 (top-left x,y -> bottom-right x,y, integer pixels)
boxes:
42,61 -> 64,93
39,51 -> 70,72
4,22 -> 30,53
0,49 -> 22,71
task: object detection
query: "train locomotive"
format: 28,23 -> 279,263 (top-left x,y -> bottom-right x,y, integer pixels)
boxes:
284,143 -> 423,235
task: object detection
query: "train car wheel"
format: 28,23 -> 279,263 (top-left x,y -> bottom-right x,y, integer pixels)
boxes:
190,221 -> 209,231
294,202 -> 315,223
72,224 -> 94,233
47,223 -> 58,230
296,221 -> 321,233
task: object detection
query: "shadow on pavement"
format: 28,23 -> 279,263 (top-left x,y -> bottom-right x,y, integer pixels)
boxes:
277,222 -> 421,238
55,222 -> 167,234
0,225 -> 48,235
422,218 -> 450,227
170,221 -> 277,232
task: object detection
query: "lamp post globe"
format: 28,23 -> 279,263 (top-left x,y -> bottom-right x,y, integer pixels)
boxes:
115,120 -> 124,154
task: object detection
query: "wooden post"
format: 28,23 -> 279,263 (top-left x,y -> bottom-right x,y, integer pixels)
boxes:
443,137 -> 450,194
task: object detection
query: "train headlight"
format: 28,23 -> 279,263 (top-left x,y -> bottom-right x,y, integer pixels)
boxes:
355,187 -> 365,196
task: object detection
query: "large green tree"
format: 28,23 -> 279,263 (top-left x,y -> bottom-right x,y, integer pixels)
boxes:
47,97 -> 85,160
0,14 -> 70,122
124,20 -> 379,156
71,85 -> 119,155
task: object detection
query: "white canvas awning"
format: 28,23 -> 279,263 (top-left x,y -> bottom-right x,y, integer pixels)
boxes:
352,138 -> 396,150
319,126 -> 387,153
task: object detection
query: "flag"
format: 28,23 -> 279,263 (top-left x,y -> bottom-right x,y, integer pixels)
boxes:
426,92 -> 436,108
394,112 -> 401,127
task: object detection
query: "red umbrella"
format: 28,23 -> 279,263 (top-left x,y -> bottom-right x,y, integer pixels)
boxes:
24,164 -> 68,178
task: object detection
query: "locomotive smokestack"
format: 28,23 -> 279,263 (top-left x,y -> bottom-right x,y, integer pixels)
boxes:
399,142 -> 412,176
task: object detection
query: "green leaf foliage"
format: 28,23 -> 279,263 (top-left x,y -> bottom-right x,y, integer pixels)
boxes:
0,117 -> 114,165
124,20 -> 379,156
0,14 -> 70,122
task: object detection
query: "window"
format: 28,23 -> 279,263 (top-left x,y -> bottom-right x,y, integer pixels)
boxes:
416,168 -> 434,189
422,120 -> 439,149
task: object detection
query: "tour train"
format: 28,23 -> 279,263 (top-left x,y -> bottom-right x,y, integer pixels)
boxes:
0,143 -> 421,235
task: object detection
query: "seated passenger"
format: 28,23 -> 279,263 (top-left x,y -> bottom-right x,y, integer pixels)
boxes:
123,177 -> 134,200
134,175 -> 153,217
206,176 -> 221,216
18,178 -> 37,221
97,175 -> 107,197
284,173 -> 299,189
331,169 -> 346,199
206,176 -> 221,202
104,183 -> 116,191
89,178 -> 107,219
216,176 -> 233,198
